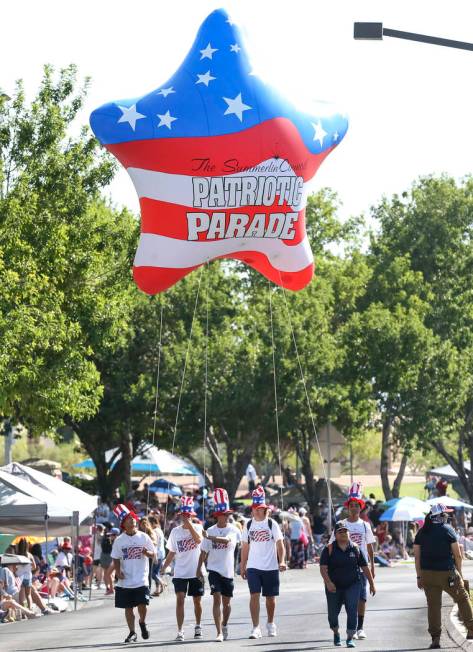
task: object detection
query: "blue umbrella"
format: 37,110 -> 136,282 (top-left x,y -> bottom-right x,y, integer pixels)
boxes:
148,479 -> 182,496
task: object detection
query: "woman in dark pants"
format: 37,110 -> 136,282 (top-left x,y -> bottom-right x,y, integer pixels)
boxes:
320,522 -> 375,648
414,503 -> 473,649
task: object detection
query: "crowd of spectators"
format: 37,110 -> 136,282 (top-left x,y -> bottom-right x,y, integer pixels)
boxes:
3,472 -> 473,627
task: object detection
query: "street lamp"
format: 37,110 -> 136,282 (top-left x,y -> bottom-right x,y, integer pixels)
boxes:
354,22 -> 473,52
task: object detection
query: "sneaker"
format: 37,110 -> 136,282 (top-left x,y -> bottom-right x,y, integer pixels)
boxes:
175,631 -> 185,642
222,625 -> 229,641
356,629 -> 366,639
139,622 -> 150,640
194,625 -> 203,639
429,639 -> 441,650
267,622 -> 277,637
124,632 -> 137,644
215,632 -> 223,642
41,608 -> 53,615
347,640 -> 356,649
334,633 -> 342,646
249,627 -> 262,639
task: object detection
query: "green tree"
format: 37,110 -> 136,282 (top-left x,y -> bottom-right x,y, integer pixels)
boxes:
367,176 -> 473,500
0,65 -> 136,435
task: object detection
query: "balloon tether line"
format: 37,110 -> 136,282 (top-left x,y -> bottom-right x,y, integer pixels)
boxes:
268,282 -> 284,512
146,298 -> 164,516
163,265 -> 205,534
279,280 -> 335,522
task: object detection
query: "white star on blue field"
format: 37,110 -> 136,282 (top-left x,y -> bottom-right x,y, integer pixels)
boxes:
90,8 -> 348,155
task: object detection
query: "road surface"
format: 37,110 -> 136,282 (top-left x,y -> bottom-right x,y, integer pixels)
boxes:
1,563 -> 464,651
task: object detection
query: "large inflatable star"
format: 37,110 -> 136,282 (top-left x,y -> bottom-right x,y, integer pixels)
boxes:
90,9 -> 348,294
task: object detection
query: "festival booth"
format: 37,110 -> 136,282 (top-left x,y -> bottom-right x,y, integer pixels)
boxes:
0,463 -> 98,610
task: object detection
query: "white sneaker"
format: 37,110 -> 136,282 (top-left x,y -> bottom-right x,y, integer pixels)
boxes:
249,626 -> 262,639
356,629 -> 366,639
175,631 -> 185,642
215,632 -> 223,642
222,625 -> 229,641
352,632 -> 358,640
267,622 -> 277,637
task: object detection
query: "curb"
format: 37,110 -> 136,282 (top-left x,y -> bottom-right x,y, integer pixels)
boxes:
444,605 -> 473,651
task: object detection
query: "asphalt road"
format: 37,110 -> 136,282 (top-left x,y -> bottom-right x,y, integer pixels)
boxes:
1,564 -> 465,652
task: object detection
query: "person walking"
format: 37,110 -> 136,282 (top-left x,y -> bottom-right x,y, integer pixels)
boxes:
329,482 -> 376,640
197,488 -> 241,642
240,487 -> 286,640
111,504 -> 156,644
161,495 -> 204,643
414,503 -> 473,649
320,522 -> 375,648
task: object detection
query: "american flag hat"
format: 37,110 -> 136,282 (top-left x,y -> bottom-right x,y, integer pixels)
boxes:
344,481 -> 366,509
212,488 -> 233,515
251,485 -> 268,509
113,503 -> 139,528
430,502 -> 454,515
177,495 -> 197,516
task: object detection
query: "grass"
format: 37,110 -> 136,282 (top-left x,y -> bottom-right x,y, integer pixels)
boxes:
364,481 -> 459,501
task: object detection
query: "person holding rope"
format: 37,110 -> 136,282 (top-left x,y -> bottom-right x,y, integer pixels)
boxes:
321,521 -> 376,648
197,488 -> 241,642
414,503 -> 473,649
240,486 -> 286,639
161,495 -> 204,643
329,482 -> 376,641
111,504 -> 156,644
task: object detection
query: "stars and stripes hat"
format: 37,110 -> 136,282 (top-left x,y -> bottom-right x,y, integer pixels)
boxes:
177,495 -> 197,517
251,485 -> 269,509
430,502 -> 454,515
113,503 -> 139,529
89,8 -> 348,296
344,481 -> 366,509
212,488 -> 233,515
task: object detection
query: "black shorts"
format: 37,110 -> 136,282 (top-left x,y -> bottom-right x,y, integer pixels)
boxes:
208,570 -> 234,597
115,586 -> 150,609
172,577 -> 204,597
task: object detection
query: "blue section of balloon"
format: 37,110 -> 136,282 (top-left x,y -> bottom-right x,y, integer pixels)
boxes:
90,8 -> 348,154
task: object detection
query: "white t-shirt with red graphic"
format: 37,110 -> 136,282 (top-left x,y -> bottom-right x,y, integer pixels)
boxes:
111,531 -> 155,588
329,518 -> 375,561
242,518 -> 283,571
201,524 -> 241,579
167,524 -> 203,579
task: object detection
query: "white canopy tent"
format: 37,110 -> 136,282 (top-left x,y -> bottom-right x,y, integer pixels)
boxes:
0,463 -> 97,535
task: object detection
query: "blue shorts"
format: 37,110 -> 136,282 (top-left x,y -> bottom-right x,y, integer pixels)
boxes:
247,568 -> 279,597
359,575 -> 367,601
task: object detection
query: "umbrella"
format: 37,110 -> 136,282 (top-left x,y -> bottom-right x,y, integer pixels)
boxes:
427,496 -> 473,510
148,479 -> 182,496
380,497 -> 429,522
75,446 -> 201,477
383,496 -> 428,509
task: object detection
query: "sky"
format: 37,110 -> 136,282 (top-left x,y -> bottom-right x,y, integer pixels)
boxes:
2,0 -> 473,222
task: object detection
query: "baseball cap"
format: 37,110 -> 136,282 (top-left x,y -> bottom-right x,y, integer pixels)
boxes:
334,521 -> 349,533
430,503 -> 454,516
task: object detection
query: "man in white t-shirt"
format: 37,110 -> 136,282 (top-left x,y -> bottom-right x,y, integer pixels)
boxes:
329,482 -> 376,641
162,495 -> 204,643
240,487 -> 286,640
197,488 -> 241,642
246,464 -> 257,492
111,504 -> 156,644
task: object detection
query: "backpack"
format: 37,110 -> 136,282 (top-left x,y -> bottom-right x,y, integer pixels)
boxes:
247,518 -> 274,543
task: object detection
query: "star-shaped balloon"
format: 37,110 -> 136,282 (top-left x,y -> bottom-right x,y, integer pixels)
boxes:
90,9 -> 348,294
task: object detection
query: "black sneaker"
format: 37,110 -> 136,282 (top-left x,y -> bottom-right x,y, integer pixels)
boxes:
139,622 -> 150,640
124,631 -> 137,644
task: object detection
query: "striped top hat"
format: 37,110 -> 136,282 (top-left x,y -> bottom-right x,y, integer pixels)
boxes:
344,481 -> 366,509
177,495 -> 197,517
251,485 -> 268,509
113,503 -> 139,528
212,488 -> 233,516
